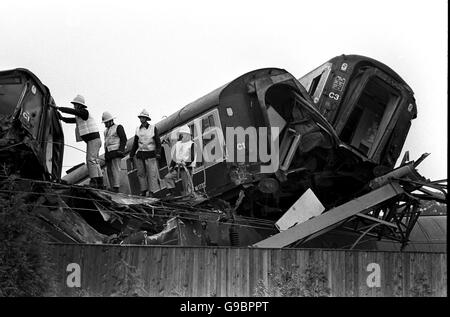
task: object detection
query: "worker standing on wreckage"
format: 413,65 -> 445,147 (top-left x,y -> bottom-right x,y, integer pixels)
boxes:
164,125 -> 197,196
129,109 -> 161,197
54,95 -> 104,188
101,111 -> 127,193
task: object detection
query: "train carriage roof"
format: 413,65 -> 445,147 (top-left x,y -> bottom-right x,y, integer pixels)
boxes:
0,68 -> 52,97
155,67 -> 292,134
329,54 -> 414,94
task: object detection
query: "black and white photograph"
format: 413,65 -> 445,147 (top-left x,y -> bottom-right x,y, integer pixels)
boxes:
0,0 -> 447,301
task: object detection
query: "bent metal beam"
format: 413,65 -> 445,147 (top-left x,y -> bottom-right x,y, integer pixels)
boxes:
253,182 -> 405,248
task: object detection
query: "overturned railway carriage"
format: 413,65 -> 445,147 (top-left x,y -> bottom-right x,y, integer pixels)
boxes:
299,54 -> 417,169
63,56 -> 417,223
0,68 -> 64,180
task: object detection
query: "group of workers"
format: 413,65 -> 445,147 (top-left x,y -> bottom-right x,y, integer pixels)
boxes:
53,94 -> 196,197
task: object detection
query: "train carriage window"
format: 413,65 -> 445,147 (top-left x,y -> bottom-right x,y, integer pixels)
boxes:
202,116 -> 210,134
165,109 -> 224,170
309,73 -> 323,95
298,62 -> 332,104
0,77 -> 24,115
189,123 -> 195,138
339,76 -> 400,157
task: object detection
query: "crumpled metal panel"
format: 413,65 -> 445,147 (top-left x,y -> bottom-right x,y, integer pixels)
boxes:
32,191 -> 106,244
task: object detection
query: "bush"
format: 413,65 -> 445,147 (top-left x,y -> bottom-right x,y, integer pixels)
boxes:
253,264 -> 331,297
0,192 -> 56,296
108,258 -> 149,297
410,272 -> 432,297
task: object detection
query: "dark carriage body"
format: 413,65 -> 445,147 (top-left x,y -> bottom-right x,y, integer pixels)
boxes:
0,68 -> 64,180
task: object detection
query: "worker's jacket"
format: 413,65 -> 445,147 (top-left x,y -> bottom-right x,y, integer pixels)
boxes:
170,140 -> 196,168
75,114 -> 99,142
104,124 -> 121,151
104,123 -> 127,161
136,124 -> 156,152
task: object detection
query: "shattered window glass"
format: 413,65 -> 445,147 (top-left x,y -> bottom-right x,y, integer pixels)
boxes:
0,77 -> 23,115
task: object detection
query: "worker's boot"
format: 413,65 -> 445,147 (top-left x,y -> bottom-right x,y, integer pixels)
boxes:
89,178 -> 97,188
96,177 -> 105,190
112,187 -> 119,193
140,190 -> 147,197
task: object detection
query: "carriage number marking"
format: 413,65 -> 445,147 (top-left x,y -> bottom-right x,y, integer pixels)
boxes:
329,92 -> 340,101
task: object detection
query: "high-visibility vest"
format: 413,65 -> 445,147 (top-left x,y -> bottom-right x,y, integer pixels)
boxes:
136,124 -> 156,152
171,140 -> 196,166
104,124 -> 121,151
75,114 -> 99,142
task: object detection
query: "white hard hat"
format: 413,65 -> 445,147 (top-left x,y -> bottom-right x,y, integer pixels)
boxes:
138,109 -> 151,120
71,94 -> 86,107
178,125 -> 191,135
102,111 -> 115,123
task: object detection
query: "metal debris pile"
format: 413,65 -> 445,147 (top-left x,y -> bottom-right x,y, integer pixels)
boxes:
0,156 -> 446,251
0,176 -> 276,246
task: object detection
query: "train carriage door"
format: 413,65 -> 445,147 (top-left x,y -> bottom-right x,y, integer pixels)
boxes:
45,125 -> 53,175
193,109 -> 225,193
156,134 -> 170,190
19,81 -> 45,141
50,106 -> 64,179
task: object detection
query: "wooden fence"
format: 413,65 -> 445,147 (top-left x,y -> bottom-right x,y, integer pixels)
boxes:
50,244 -> 447,297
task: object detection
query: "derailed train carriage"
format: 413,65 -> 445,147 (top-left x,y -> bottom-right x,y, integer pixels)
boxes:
63,55 -> 418,220
0,68 -> 64,180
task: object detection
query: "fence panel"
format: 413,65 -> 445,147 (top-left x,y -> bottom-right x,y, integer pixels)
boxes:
50,244 -> 447,297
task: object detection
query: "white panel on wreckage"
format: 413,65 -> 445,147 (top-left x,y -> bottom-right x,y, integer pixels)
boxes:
275,188 -> 325,231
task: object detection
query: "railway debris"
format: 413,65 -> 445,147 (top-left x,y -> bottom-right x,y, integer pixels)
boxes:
0,55 -> 447,251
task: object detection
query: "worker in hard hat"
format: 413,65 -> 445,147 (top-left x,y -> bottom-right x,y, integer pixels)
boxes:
102,111 -> 127,193
129,109 -> 161,197
164,125 -> 197,196
55,95 -> 104,188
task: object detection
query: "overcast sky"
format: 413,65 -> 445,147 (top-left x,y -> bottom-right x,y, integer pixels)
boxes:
1,0 -> 447,180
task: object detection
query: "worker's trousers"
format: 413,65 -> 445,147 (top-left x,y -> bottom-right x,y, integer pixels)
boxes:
135,157 -> 160,193
86,138 -> 103,178
164,166 -> 194,196
106,158 -> 121,188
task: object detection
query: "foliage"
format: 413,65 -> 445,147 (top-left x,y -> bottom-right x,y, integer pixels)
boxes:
108,258 -> 149,297
419,200 -> 447,216
253,264 -> 331,297
0,191 -> 56,296
409,272 -> 432,297
74,258 -> 149,297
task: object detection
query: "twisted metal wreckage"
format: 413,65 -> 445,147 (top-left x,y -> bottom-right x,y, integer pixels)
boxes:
0,57 -> 447,250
